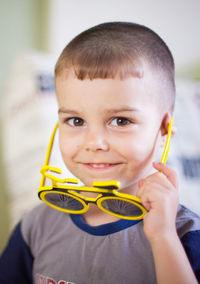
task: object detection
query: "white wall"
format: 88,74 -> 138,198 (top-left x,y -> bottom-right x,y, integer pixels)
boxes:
48,0 -> 200,70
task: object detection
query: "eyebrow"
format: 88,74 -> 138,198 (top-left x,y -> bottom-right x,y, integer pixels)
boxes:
58,108 -> 80,115
106,107 -> 140,114
58,106 -> 140,114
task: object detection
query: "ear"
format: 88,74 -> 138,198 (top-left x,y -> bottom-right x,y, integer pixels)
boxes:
160,113 -> 176,146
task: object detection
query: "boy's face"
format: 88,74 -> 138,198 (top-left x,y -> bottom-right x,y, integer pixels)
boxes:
56,68 -> 165,194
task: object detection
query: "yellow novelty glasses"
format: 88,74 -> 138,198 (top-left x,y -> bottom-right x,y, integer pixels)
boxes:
38,118 -> 174,220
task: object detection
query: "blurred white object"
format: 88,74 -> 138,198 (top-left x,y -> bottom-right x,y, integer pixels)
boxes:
2,50 -> 63,227
169,79 -> 200,214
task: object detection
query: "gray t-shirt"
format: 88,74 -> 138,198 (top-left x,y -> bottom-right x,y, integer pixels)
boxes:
21,203 -> 200,284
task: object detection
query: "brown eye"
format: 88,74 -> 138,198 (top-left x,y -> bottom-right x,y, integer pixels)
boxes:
111,117 -> 132,126
67,117 -> 85,127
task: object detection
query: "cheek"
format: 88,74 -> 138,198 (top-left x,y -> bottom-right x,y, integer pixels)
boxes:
59,133 -> 77,161
121,133 -> 158,164
128,147 -> 149,164
118,135 -> 148,157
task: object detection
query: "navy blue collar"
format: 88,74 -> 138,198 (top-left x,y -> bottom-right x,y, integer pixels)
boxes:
70,214 -> 141,236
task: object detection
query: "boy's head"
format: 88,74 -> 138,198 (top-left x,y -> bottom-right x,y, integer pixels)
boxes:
55,22 -> 176,193
55,21 -> 175,114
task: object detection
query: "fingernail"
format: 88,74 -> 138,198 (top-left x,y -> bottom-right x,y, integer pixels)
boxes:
138,179 -> 144,187
153,162 -> 161,166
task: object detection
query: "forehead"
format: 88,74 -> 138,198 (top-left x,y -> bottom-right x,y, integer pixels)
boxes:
55,68 -> 160,114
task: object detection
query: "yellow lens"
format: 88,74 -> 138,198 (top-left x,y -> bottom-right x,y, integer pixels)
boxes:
40,190 -> 87,214
97,196 -> 146,220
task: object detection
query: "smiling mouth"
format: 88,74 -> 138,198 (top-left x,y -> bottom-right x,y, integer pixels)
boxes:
83,163 -> 121,170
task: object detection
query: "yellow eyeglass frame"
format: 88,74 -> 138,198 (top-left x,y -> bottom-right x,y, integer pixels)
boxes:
38,117 -> 174,220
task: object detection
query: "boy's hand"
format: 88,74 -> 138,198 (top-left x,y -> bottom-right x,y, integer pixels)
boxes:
137,162 -> 179,243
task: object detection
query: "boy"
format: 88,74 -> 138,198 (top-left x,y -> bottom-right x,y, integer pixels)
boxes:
0,22 -> 200,284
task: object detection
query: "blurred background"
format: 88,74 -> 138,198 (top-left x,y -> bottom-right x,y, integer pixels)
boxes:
0,0 -> 200,253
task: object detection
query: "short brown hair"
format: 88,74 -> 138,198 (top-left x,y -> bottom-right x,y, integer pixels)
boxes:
55,22 -> 175,112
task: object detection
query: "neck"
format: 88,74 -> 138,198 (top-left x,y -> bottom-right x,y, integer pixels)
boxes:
82,204 -> 120,226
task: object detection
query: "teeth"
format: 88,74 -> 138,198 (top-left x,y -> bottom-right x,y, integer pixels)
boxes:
91,164 -> 109,168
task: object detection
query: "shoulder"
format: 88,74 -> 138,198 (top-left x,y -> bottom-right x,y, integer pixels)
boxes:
21,203 -> 57,234
21,203 -> 73,257
176,206 -> 200,281
21,203 -> 53,241
176,204 -> 200,238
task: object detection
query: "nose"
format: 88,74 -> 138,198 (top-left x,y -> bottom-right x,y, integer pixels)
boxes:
84,127 -> 109,152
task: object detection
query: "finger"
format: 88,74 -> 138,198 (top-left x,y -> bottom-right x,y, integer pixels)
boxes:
138,182 -> 167,211
153,162 -> 178,188
137,178 -> 147,198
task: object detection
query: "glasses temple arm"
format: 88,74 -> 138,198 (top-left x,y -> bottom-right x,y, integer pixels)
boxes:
160,117 -> 174,164
40,122 -> 59,187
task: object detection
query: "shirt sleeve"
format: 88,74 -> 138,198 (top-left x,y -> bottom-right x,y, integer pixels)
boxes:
0,222 -> 33,284
181,230 -> 200,283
